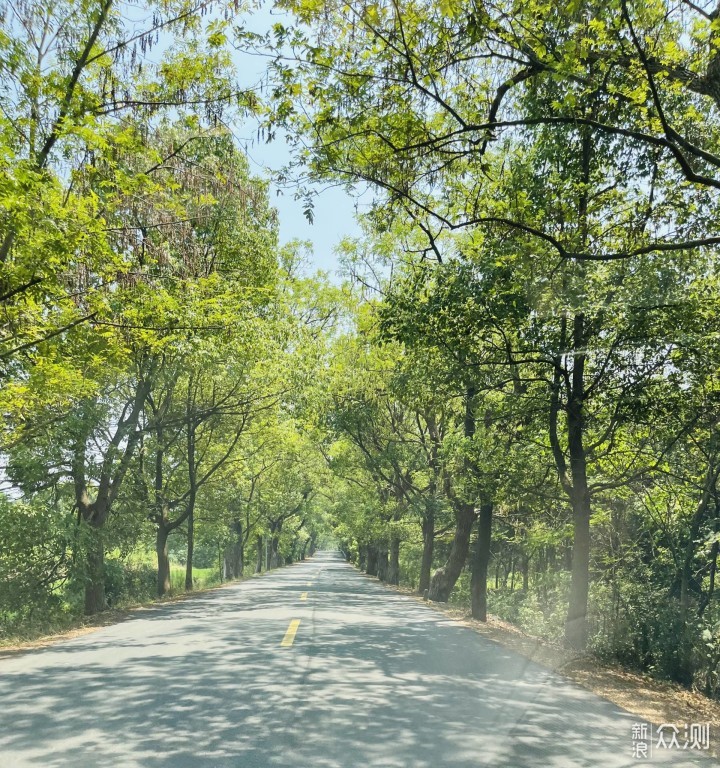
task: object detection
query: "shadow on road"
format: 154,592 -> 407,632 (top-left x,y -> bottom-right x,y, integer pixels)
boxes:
0,553 -> 711,767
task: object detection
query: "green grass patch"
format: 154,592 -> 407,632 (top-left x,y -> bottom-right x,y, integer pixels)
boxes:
169,565 -> 222,591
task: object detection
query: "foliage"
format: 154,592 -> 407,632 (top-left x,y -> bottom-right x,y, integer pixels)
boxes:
5,0 -> 720,706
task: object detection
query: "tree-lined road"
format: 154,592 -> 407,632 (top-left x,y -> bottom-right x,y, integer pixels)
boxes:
0,552 -> 713,767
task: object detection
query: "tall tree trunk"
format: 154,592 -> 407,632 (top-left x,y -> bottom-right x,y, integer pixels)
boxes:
237,538 -> 244,576
565,490 -> 591,649
153,439 -> 172,596
366,544 -> 378,576
255,535 -> 263,573
387,537 -> 400,585
185,507 -> 194,591
268,535 -> 281,569
564,337 -> 592,650
428,502 -> 475,601
184,424 -> 197,592
428,383 -> 476,602
84,527 -> 106,615
562,144 -> 594,650
471,503 -> 493,621
358,544 -> 367,570
547,545 -> 556,570
223,519 -> 243,580
419,512 -> 434,595
376,544 -> 389,582
73,451 -> 113,615
156,521 -> 171,597
548,312 -> 594,650
681,460 -> 718,620
699,539 -> 719,618
73,378 -> 151,615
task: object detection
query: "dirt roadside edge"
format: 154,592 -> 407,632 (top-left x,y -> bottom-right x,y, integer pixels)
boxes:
364,569 -> 720,762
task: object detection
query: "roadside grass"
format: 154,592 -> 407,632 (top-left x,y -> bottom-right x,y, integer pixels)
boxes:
1,562 -> 227,650
169,565 -> 222,591
0,558 -> 296,652
0,610 -> 87,649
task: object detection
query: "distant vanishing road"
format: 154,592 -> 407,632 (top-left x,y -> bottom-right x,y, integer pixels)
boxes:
0,551 -> 716,767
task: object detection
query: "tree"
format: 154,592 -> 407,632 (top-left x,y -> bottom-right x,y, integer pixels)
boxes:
270,0 -> 720,263
1,118 -> 280,611
1,0 -> 255,367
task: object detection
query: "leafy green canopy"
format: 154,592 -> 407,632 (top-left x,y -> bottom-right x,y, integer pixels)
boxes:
269,0 -> 720,261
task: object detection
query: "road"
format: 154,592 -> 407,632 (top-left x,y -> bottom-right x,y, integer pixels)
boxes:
0,551 -> 715,767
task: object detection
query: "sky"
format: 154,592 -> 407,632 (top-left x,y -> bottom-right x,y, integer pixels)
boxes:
231,4 -> 365,279
243,136 -> 364,277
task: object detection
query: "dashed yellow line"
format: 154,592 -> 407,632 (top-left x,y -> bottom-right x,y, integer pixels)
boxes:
300,592 -> 308,601
280,619 -> 301,647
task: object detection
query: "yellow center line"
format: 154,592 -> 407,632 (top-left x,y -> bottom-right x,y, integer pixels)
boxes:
280,619 -> 301,647
300,592 -> 308,601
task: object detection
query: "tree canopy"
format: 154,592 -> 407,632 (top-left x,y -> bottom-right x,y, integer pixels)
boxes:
4,0 -> 720,703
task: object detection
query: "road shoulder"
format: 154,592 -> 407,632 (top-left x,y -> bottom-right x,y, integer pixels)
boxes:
359,568 -> 720,761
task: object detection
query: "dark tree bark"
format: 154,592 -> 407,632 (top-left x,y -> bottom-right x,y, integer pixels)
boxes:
376,544 -> 389,582
547,311 -> 594,650
152,430 -> 174,597
84,528 -> 106,615
564,326 -> 592,650
471,503 -> 493,621
153,428 -> 171,597
428,384 -> 476,603
428,502 -> 475,601
73,376 -> 150,614
419,512 -> 434,595
267,516 -> 283,569
387,536 -> 400,585
366,545 -> 378,576
185,506 -> 194,591
223,519 -> 244,580
156,519 -> 171,596
681,459 -> 719,620
268,534 -> 282,569
699,538 -> 719,618
184,424 -> 197,592
255,535 -> 263,573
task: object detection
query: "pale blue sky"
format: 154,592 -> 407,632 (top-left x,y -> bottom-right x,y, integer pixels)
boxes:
243,136 -> 364,276
233,3 -> 365,278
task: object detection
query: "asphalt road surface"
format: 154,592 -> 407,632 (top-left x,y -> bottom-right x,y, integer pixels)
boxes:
0,551 -> 716,767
